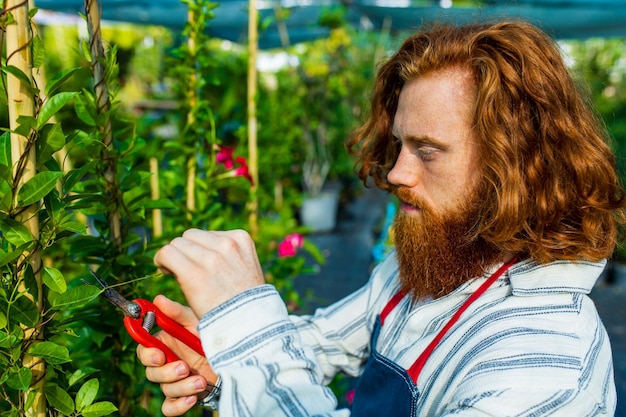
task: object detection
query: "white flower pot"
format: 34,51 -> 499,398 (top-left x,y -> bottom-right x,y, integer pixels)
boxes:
300,188 -> 339,233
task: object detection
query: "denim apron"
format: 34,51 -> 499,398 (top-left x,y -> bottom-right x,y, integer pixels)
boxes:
350,258 -> 517,417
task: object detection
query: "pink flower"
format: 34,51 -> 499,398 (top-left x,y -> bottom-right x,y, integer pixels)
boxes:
234,156 -> 254,185
277,233 -> 304,257
216,145 -> 234,169
345,388 -> 355,405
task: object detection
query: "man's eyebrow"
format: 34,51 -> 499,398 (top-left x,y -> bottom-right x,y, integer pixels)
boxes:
394,133 -> 449,150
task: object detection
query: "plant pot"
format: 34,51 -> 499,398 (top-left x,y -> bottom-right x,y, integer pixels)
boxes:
300,188 -> 340,233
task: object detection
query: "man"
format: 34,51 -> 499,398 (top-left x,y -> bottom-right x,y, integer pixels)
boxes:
138,20 -> 625,416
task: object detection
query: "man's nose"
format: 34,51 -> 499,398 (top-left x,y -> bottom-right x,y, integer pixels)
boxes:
387,149 -> 420,188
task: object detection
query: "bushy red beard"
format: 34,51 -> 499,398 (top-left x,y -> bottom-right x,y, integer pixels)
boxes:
392,186 -> 503,300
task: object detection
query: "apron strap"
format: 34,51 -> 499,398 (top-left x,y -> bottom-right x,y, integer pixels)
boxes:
380,289 -> 408,325
407,256 -> 518,383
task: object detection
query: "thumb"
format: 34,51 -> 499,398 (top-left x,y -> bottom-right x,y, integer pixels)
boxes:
153,294 -> 199,328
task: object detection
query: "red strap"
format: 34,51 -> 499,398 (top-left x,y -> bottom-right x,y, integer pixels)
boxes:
407,257 -> 518,383
380,289 -> 407,325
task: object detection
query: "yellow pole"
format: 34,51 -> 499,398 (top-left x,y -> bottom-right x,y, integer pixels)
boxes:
5,0 -> 45,414
150,158 -> 163,237
185,7 -> 197,220
247,0 -> 259,238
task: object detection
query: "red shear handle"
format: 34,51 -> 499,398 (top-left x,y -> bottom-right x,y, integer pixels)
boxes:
123,298 -> 205,363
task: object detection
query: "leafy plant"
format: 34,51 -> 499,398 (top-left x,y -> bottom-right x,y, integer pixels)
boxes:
0,2 -> 117,416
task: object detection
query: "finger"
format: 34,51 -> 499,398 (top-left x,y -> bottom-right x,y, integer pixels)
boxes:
182,228 -> 254,254
158,236 -> 223,276
169,236 -> 214,262
162,395 -> 197,417
137,345 -> 166,367
153,295 -> 199,331
160,374 -> 208,398
145,360 -> 190,384
154,241 -> 203,279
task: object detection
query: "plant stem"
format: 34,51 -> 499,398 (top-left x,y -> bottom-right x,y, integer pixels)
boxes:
85,0 -> 122,248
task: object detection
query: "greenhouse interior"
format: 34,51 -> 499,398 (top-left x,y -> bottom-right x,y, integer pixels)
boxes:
1,0 -> 626,416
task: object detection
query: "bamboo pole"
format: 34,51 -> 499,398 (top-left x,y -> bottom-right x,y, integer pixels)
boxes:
5,0 -> 46,415
29,6 -> 89,229
185,7 -> 197,220
85,0 -> 122,248
247,0 -> 259,238
150,157 -> 163,237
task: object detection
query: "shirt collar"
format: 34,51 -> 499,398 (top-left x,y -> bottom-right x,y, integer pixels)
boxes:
452,258 -> 606,296
507,258 -> 606,296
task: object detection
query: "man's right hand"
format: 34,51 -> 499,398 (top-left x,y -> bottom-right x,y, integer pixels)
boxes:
136,295 -> 217,416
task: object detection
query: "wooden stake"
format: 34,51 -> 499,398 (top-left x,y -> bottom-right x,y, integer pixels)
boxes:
5,0 -> 45,415
247,0 -> 259,238
150,157 -> 163,237
185,7 -> 197,220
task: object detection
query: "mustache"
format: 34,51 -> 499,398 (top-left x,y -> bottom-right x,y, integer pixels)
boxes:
393,188 -> 426,210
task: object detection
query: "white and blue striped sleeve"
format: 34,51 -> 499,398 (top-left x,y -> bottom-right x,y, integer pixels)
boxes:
197,284 -> 351,416
289,285 -> 373,384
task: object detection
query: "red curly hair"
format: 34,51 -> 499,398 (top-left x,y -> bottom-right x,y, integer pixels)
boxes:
347,20 -> 626,263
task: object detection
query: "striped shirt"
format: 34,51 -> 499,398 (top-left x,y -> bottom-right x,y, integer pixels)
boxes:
198,252 -> 616,416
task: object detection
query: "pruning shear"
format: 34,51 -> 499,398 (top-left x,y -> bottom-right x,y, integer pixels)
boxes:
89,270 -> 205,363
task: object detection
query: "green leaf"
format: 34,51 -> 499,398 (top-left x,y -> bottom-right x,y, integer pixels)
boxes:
37,92 -> 77,129
32,36 -> 45,69
17,171 -> 63,206
14,115 -> 35,137
81,401 -> 118,417
50,285 -> 100,310
0,162 -> 10,181
0,131 -> 10,167
28,341 -> 71,365
63,160 -> 97,194
0,179 -> 11,211
0,218 -> 34,246
0,242 -> 30,268
24,389 -> 37,413
12,295 -> 39,328
74,94 -> 96,127
3,65 -> 31,88
45,67 -> 82,97
76,378 -> 98,411
58,220 -> 87,235
45,123 -> 66,153
0,331 -> 20,349
6,366 -> 31,390
43,189 -> 62,223
45,384 -> 75,415
140,199 -> 178,210
0,311 -> 6,328
68,367 -> 98,387
43,266 -> 67,293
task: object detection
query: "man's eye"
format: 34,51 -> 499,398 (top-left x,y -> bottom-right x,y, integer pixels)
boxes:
417,147 -> 436,160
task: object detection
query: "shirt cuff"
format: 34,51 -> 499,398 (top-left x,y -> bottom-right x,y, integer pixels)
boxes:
197,284 -> 293,361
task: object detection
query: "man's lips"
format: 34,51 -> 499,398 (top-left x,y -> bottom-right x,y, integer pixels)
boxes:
398,199 -> 420,212
394,189 -> 425,213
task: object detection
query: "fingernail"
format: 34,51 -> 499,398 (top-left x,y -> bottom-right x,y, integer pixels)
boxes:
151,354 -> 162,366
176,363 -> 187,376
185,395 -> 196,405
193,378 -> 206,390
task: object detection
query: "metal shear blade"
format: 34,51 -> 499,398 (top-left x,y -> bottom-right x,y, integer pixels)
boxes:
89,270 -> 141,319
